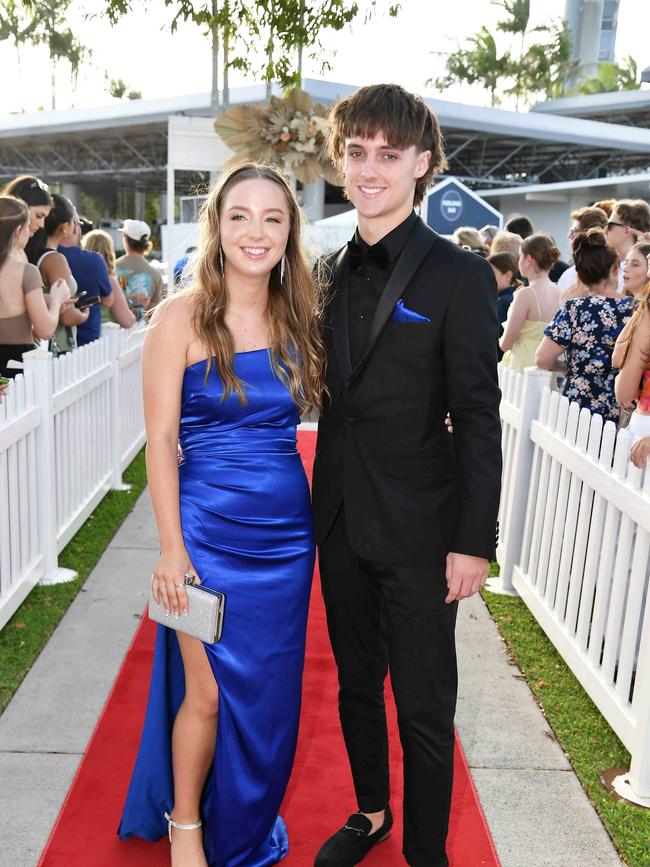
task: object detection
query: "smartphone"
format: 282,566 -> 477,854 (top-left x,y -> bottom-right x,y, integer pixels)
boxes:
71,291 -> 87,303
77,295 -> 101,310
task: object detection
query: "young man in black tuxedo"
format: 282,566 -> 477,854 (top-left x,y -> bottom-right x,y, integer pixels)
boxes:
312,84 -> 502,867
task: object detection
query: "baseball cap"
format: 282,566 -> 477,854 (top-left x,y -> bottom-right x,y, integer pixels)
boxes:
78,216 -> 94,235
122,219 -> 151,242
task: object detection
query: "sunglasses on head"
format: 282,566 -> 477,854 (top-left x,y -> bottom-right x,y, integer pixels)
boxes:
27,178 -> 49,192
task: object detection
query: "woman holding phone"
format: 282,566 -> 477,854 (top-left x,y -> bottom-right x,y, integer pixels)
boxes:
33,194 -> 89,355
0,196 -> 70,378
119,164 -> 325,867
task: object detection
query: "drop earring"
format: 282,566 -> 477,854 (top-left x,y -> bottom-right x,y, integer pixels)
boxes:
219,248 -> 224,275
280,256 -> 286,284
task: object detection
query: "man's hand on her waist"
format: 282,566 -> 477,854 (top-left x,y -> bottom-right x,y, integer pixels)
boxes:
445,552 -> 489,603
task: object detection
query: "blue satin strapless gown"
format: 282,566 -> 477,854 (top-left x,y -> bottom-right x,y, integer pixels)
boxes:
118,350 -> 314,866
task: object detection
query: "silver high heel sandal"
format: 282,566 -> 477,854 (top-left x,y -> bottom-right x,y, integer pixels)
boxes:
164,811 -> 203,842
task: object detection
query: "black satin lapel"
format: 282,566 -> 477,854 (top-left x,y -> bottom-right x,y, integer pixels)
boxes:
350,219 -> 437,382
331,248 -> 352,382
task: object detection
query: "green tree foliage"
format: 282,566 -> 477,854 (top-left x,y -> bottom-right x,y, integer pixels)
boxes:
0,0 -> 90,109
435,26 -> 509,107
494,0 -> 532,107
105,75 -> 143,101
102,1 -> 399,114
433,0 -> 641,108
508,20 -> 577,103
0,0 -> 40,47
575,56 -> 640,95
495,0 -> 529,83
494,0 -> 530,36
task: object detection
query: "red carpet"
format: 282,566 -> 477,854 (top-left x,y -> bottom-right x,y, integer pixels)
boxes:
39,431 -> 499,867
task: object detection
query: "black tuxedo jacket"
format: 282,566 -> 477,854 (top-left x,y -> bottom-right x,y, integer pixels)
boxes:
312,216 -> 502,566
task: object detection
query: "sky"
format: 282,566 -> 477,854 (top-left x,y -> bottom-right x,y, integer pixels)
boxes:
0,0 -> 648,117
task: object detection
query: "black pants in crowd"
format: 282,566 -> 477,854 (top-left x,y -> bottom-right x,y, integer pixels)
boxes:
0,343 -> 35,379
318,507 -> 459,867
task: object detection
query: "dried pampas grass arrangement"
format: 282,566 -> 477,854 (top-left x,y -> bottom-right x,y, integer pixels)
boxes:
214,88 -> 343,187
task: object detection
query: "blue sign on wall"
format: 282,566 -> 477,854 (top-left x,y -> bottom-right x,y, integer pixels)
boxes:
423,178 -> 502,235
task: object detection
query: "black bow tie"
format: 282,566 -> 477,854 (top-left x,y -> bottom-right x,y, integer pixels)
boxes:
347,239 -> 389,271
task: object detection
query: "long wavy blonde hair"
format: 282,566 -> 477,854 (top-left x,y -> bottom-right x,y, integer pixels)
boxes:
82,229 -> 117,275
182,163 -> 326,414
617,247 -> 650,369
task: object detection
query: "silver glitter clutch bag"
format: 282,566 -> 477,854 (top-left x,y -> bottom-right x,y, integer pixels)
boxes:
148,579 -> 225,644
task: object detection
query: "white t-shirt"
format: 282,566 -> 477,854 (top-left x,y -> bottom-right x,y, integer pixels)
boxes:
557,263 -> 624,294
558,265 -> 576,291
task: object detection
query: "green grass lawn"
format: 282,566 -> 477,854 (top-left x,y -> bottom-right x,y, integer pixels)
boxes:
483,565 -> 650,867
2,464 -> 648,865
0,449 -> 147,715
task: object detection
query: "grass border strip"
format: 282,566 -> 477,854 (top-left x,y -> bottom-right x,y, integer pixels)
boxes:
482,575 -> 650,867
0,449 -> 147,716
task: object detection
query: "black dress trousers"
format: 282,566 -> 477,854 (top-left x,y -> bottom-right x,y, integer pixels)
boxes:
319,507 -> 459,867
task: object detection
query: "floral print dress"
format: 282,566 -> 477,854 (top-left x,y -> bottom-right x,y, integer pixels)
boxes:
544,294 -> 634,423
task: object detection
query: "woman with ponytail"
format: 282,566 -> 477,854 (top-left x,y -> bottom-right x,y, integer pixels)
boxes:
536,228 -> 634,423
36,194 -> 89,355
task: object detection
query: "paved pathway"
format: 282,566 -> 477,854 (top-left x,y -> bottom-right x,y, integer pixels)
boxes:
0,490 -> 623,867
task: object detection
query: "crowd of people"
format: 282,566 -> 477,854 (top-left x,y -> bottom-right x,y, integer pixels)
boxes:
452,198 -> 650,466
0,174 -> 162,389
1,173 -> 649,466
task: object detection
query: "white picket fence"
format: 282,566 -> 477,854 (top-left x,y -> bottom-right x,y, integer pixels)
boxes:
496,363 -> 650,804
496,365 -> 552,592
0,324 -> 146,630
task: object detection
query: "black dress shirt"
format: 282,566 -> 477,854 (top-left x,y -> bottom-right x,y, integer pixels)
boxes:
348,211 -> 418,368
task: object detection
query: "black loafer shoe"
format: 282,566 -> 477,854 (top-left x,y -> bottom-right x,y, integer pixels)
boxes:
314,805 -> 393,867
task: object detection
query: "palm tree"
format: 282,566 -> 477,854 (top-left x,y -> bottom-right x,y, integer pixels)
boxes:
435,27 -> 511,107
494,0 -> 530,109
576,56 -> 640,95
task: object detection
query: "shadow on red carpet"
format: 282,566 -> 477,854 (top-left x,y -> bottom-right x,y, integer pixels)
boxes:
38,431 -> 499,867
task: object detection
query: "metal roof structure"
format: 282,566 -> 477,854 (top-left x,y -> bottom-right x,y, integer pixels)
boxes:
427,94 -> 650,187
478,169 -> 650,199
0,88 -> 258,195
2,78 -> 650,193
532,88 -> 650,128
0,80 -> 355,195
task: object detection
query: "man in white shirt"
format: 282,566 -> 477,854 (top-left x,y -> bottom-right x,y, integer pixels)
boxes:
558,205 -> 608,294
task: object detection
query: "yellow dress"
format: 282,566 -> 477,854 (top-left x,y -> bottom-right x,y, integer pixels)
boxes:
501,319 -> 548,373
501,285 -> 550,374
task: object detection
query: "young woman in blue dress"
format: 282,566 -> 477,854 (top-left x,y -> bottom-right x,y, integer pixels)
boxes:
119,163 -> 325,867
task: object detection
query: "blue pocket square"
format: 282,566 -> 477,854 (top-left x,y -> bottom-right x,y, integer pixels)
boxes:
390,299 -> 431,323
